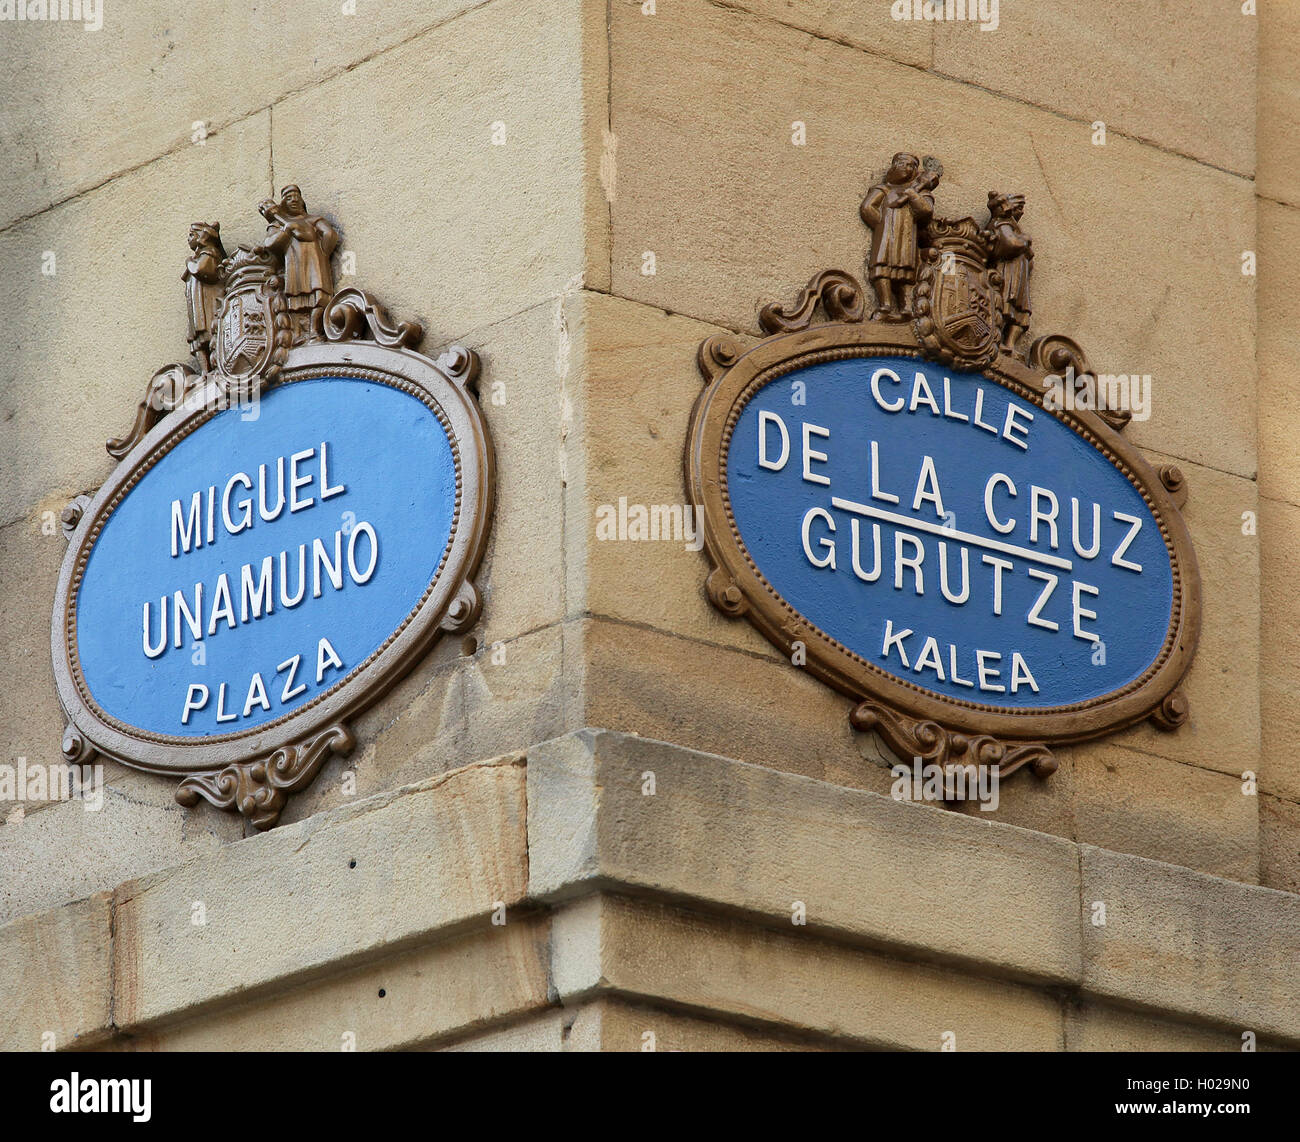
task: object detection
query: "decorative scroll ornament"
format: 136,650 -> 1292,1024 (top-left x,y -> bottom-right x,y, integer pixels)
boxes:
322,286 -> 423,349
54,187 -> 496,830
687,153 -> 1203,803
175,724 -> 356,832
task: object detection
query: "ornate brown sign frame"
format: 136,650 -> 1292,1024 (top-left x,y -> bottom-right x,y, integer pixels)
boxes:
50,188 -> 496,829
686,156 -> 1201,790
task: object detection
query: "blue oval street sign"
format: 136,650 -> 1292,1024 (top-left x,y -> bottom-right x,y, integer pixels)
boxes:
689,319 -> 1199,771
54,339 -> 494,806
726,355 -> 1174,710
75,376 -> 457,737
49,189 -> 496,830
688,170 -> 1203,793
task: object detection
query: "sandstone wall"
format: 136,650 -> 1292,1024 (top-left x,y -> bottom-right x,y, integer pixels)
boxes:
0,0 -> 1292,1050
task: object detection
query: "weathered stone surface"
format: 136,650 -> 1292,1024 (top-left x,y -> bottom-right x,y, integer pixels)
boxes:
0,505 -> 81,821
271,0 -> 600,347
1260,793 -> 1300,896
1258,202 -> 1300,506
0,0 -> 484,229
279,621 -> 576,828
718,0 -> 932,69
1259,1 -> 1300,204
0,113 -> 271,525
552,894 -> 1063,1050
528,729 -> 1082,985
437,1008 -> 567,1052
1070,744 -> 1258,885
947,745 -> 1075,840
0,788 -> 213,929
1065,1001 -> 1256,1053
608,0 -> 1256,477
462,625 -> 580,773
1081,845 -> 1300,1045
456,298 -> 573,646
570,293 -> 775,656
130,917 -> 550,1051
565,995 -> 834,1052
1107,454 -> 1259,780
113,757 -> 527,1030
0,892 -> 113,1050
580,616 -> 896,793
933,0 -> 1256,174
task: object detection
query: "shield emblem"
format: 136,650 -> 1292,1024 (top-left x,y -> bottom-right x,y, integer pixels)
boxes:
913,217 -> 1002,370
213,245 -> 288,381
218,290 -> 270,376
932,269 -> 995,352
216,285 -> 274,377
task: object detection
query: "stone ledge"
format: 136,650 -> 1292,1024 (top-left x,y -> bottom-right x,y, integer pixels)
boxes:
80,889 -> 1295,1053
112,753 -> 528,1032
112,915 -> 551,1052
528,728 -> 1082,986
0,891 -> 113,1051
2,729 -> 1295,1049
550,893 -> 1064,1051
529,729 -> 1300,1045
559,994 -> 841,1052
1080,845 -> 1300,1044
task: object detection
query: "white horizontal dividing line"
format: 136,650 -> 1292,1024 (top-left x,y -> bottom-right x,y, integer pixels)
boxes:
829,497 -> 1074,572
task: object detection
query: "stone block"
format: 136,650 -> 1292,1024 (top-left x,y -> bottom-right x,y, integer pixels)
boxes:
0,0 -> 483,228
0,113 -> 271,525
570,292 -> 777,657
0,508 -> 79,821
933,0 -> 1255,174
1081,844 -> 1300,1045
528,729 -> 1082,985
0,891 -> 113,1050
1109,454 -> 1260,780
564,995 -> 834,1052
271,0 -> 602,346
1066,1001 -> 1255,1052
113,756 -> 527,1030
1070,743 -> 1258,884
579,616 -> 895,792
454,298 -> 574,647
1260,793 -> 1300,895
437,1008 -> 566,1052
1257,203 -> 1300,507
132,916 -> 550,1051
281,622 -> 575,824
948,746 -> 1074,841
0,788 -> 206,928
553,894 -> 1064,1050
1259,1 -> 1300,204
714,0 -> 932,68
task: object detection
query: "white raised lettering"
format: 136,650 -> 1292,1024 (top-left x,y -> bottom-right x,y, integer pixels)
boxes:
1111,512 -> 1143,572
758,410 -> 790,470
801,422 -> 831,486
871,367 -> 904,412
881,620 -> 912,667
801,507 -> 836,568
1026,568 -> 1060,631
